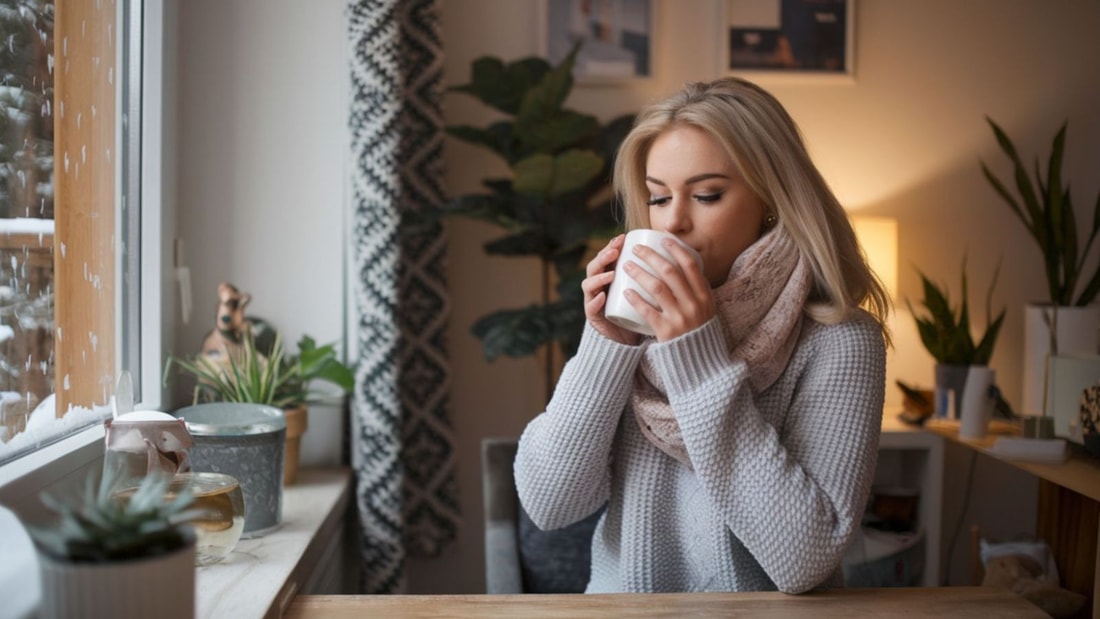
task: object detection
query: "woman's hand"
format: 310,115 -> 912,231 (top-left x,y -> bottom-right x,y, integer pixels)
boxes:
582,234 -> 641,346
623,237 -> 716,342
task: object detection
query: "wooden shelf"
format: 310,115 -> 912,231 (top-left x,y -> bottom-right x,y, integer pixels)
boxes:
923,419 -> 1100,503
923,418 -> 1099,618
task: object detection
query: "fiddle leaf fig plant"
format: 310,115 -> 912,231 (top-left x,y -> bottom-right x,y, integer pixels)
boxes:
422,43 -> 635,397
981,118 -> 1100,306
908,258 -> 1006,366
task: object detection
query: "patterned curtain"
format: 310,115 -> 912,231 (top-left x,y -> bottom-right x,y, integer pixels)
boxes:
347,0 -> 459,594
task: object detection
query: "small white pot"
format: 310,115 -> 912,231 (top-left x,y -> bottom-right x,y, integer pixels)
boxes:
959,366 -> 996,440
37,537 -> 195,619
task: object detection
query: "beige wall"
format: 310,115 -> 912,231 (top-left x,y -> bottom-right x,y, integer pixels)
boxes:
174,0 -> 1100,594
427,0 -> 1100,593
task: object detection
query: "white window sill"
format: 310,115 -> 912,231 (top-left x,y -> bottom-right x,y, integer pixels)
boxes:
1,463 -> 352,619
197,467 -> 353,618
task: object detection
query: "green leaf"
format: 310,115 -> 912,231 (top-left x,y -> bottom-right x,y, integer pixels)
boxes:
515,110 -> 600,154
983,117 -> 1100,306
483,229 -> 545,258
296,336 -> 354,393
433,193 -> 525,229
512,150 -> 603,197
471,305 -> 555,361
515,43 -> 578,128
451,56 -> 552,116
445,121 -> 516,161
907,261 -> 1004,365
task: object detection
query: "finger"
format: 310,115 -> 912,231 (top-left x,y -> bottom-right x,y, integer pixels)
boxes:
661,238 -> 709,292
586,234 -> 626,278
625,248 -> 715,338
585,289 -> 608,319
623,287 -> 660,325
621,260 -> 669,307
630,244 -> 692,300
581,270 -> 617,298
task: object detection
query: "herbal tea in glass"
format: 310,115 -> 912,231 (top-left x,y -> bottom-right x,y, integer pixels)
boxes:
115,472 -> 245,566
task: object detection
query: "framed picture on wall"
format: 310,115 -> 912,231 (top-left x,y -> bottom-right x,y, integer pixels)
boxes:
722,0 -> 854,80
539,0 -> 654,82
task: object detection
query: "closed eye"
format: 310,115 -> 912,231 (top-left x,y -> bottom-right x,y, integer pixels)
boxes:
695,193 -> 722,203
646,195 -> 670,206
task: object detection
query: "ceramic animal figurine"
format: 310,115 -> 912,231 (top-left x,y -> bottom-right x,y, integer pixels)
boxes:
201,282 -> 254,361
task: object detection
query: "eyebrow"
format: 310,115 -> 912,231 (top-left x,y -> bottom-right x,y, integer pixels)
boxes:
645,173 -> 731,186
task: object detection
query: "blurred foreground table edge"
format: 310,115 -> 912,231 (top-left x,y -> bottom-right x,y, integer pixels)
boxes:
286,587 -> 1045,618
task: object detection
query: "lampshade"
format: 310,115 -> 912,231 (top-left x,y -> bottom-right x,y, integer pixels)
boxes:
851,216 -> 898,300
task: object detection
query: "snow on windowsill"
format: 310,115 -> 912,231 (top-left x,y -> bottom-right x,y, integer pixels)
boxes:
0,395 -> 110,467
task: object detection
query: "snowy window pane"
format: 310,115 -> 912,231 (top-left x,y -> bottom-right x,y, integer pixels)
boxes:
0,0 -> 107,465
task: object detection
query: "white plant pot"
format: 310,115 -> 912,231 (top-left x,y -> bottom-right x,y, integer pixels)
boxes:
1022,305 -> 1100,416
1045,354 -> 1100,444
959,366 -> 996,440
300,385 -> 348,468
37,537 -> 195,619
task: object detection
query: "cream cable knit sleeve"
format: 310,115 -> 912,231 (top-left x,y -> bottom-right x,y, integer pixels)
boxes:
515,312 -> 886,594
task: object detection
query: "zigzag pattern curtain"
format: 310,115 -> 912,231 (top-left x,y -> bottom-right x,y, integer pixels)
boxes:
347,0 -> 459,594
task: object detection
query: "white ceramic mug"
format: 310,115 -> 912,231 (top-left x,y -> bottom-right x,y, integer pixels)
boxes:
604,229 -> 703,336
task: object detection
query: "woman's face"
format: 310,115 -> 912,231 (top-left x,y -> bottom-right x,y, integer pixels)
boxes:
644,125 -> 767,286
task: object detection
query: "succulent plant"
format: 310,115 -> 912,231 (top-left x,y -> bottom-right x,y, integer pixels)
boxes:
28,470 -> 196,563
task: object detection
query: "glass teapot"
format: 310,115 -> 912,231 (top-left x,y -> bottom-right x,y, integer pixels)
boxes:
103,410 -> 193,494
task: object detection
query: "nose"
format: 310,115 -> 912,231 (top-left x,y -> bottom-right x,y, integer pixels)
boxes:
656,195 -> 692,234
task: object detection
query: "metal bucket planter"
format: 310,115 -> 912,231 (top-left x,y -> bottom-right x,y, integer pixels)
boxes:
175,403 -> 286,537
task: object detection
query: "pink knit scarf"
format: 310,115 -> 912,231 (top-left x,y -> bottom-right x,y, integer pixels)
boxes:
631,228 -> 811,467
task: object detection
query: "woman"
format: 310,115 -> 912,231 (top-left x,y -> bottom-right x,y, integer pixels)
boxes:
513,77 -> 890,594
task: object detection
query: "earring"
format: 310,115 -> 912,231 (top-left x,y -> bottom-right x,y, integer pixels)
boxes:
764,213 -> 777,227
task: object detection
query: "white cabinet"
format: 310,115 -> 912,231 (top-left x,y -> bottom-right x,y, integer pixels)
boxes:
875,412 -> 944,587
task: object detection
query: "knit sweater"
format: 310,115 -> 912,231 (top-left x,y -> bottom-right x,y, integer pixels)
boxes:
514,310 -> 886,593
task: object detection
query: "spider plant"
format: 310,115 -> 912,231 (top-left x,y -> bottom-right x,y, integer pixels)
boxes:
167,331 -> 354,408
168,331 -> 297,408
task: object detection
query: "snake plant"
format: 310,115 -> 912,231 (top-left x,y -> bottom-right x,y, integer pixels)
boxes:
981,118 -> 1100,306
908,258 -> 1006,366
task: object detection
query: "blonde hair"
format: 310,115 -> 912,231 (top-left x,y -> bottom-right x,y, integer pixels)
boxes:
613,77 -> 890,338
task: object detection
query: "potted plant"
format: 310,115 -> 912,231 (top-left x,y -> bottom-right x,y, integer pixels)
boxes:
981,118 -> 1100,416
419,43 -> 635,401
907,258 -> 1006,431
25,470 -> 197,619
168,330 -> 353,485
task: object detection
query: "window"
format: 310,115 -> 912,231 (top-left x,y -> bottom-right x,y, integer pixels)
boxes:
0,0 -> 160,468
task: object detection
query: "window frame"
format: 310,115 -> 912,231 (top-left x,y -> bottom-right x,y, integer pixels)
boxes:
0,0 -> 166,505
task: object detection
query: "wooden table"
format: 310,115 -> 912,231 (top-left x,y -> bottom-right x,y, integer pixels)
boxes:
286,588 -> 1044,618
924,419 -> 1100,618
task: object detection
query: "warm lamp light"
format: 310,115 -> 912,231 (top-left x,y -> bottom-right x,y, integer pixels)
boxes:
851,216 -> 898,300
